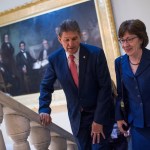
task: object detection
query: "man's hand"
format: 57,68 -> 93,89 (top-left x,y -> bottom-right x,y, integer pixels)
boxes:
91,121 -> 105,144
117,120 -> 128,134
22,65 -> 27,73
40,113 -> 52,126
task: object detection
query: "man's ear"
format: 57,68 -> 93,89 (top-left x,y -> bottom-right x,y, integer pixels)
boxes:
79,33 -> 82,40
58,36 -> 62,44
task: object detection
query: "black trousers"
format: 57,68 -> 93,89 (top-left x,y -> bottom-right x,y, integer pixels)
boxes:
75,111 -> 113,150
109,135 -> 128,150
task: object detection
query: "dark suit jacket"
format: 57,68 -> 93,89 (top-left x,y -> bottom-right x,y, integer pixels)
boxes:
115,48 -> 150,128
1,42 -> 14,61
16,51 -> 35,75
1,42 -> 17,75
39,43 -> 113,135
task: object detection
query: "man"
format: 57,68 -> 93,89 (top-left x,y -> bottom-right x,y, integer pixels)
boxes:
81,29 -> 93,45
38,39 -> 51,62
39,19 -> 114,150
16,41 -> 35,94
1,34 -> 20,95
0,52 -> 12,92
38,39 -> 62,89
38,39 -> 51,78
1,33 -> 15,72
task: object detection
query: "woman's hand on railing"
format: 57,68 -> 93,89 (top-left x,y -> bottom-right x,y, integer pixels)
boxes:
40,113 -> 52,126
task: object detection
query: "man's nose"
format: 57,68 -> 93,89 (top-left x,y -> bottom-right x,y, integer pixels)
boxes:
68,40 -> 74,46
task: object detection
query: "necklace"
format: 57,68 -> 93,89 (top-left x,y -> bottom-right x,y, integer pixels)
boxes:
129,60 -> 140,65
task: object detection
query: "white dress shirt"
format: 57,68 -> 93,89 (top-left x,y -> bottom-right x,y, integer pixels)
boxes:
66,48 -> 80,75
21,50 -> 27,59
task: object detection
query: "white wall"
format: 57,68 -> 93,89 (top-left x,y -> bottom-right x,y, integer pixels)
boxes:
111,0 -> 150,54
0,0 -> 33,12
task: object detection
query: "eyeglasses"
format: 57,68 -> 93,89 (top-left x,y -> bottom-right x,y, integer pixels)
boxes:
118,36 -> 138,44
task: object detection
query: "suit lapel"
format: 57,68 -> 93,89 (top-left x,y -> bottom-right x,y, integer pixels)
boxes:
19,52 -> 27,64
58,49 -> 77,88
122,48 -> 150,77
59,45 -> 89,89
121,55 -> 134,77
79,44 -> 88,89
135,48 -> 150,76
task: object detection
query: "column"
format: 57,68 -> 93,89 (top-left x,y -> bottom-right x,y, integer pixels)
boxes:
4,111 -> 30,150
67,141 -> 78,150
0,104 -> 6,150
49,132 -> 67,150
29,122 -> 50,150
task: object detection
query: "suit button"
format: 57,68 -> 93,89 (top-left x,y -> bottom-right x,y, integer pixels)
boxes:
135,86 -> 138,89
140,103 -> 143,106
137,95 -> 141,98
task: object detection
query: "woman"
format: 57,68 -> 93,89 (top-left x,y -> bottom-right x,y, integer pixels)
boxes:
115,19 -> 150,150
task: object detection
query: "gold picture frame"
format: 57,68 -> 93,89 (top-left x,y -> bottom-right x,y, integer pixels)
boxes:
0,0 -> 120,81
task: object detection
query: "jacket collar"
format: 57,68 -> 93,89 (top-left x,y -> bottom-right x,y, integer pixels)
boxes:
58,44 -> 89,90
121,48 -> 150,77
135,48 -> 150,76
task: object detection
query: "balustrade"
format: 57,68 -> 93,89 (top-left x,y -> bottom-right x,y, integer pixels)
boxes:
0,91 -> 77,150
0,104 -> 6,150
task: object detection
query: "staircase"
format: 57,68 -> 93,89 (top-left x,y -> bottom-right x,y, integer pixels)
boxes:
0,91 -> 77,150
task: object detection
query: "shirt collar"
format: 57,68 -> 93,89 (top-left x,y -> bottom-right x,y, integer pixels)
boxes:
21,50 -> 25,53
66,47 -> 80,60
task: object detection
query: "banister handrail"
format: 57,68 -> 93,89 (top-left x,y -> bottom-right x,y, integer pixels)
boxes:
0,91 -> 75,142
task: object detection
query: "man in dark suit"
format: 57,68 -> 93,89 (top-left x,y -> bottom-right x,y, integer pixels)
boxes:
16,41 -> 35,94
1,34 -> 20,95
38,39 -> 51,62
1,33 -> 15,73
39,19 -> 114,150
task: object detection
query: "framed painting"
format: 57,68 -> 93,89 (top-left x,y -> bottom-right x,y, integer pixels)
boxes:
0,0 -> 120,97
